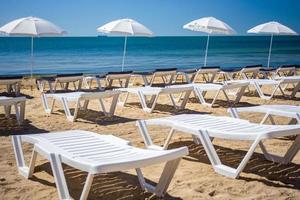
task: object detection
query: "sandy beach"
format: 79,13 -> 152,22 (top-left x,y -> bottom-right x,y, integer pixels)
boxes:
0,79 -> 300,200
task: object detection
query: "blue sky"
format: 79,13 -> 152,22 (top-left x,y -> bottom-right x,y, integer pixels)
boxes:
1,0 -> 299,36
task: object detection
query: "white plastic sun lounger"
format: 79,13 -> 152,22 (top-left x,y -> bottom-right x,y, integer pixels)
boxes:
117,86 -> 193,113
273,76 -> 300,98
237,65 -> 262,80
137,114 -> 300,178
193,66 -> 221,83
274,65 -> 296,77
148,68 -> 178,86
0,76 -> 23,96
229,104 -> 300,124
0,96 -> 26,125
12,130 -> 188,199
37,74 -> 83,93
170,82 -> 249,107
227,79 -> 285,100
41,91 -> 121,122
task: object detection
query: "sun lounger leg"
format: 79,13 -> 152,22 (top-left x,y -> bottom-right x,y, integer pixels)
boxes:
49,153 -> 71,200
181,90 -> 192,108
210,90 -> 221,107
259,136 -> 300,164
4,105 -> 11,118
61,98 -> 75,122
136,120 -> 161,149
194,88 -> 207,105
290,82 -> 300,98
254,82 -> 272,100
41,93 -> 52,114
78,80 -> 82,91
141,75 -> 149,86
107,94 -> 119,116
154,158 -> 181,197
163,128 -> 175,149
80,173 -> 94,200
235,86 -> 247,103
12,136 -> 29,177
137,91 -> 157,113
14,104 -> 21,125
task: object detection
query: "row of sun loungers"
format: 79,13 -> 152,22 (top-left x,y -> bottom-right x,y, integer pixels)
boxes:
1,64 -> 300,199
12,105 -> 300,199
1,64 -> 300,94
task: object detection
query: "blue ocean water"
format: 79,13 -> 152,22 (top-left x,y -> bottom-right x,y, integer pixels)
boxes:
0,36 -> 299,75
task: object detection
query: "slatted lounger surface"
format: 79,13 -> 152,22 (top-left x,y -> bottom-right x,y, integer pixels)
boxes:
170,82 -> 249,107
117,86 -> 193,113
0,96 -> 26,125
229,104 -> 300,124
12,130 -> 188,199
137,114 -> 300,178
41,91 -> 121,122
0,76 -> 23,96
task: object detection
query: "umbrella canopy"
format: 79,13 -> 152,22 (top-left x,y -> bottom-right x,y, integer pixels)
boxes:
0,16 -> 66,78
183,17 -> 235,66
97,18 -> 153,71
247,21 -> 297,67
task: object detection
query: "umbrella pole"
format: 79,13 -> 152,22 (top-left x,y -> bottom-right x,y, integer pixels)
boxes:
30,36 -> 34,88
267,34 -> 273,68
204,34 -> 210,67
121,36 -> 127,72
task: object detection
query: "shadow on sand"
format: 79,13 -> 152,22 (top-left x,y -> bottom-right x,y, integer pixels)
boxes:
168,140 -> 300,189
31,162 -> 182,200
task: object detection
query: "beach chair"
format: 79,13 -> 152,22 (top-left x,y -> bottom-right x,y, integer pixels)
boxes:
37,73 -> 83,93
170,82 -> 249,107
12,130 -> 188,199
227,78 -> 298,100
130,71 -> 153,86
82,74 -> 106,90
236,65 -> 262,80
175,68 -> 197,83
0,96 -> 26,125
273,76 -> 300,98
117,86 -> 193,113
193,66 -> 221,83
137,114 -> 300,178
106,71 -> 133,88
149,68 -> 177,86
228,104 -> 300,124
0,75 -> 23,96
41,91 -> 121,122
274,65 -> 296,77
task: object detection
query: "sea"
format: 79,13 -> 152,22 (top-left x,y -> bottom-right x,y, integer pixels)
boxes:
0,36 -> 299,75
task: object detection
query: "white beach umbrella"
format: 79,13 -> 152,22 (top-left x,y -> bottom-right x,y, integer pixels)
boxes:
183,17 -> 236,66
0,16 -> 66,78
247,21 -> 297,67
97,18 -> 153,71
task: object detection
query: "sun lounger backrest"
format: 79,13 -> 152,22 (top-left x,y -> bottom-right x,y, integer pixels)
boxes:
0,76 -> 23,84
276,65 -> 296,76
56,73 -> 83,82
153,68 -> 177,76
197,66 -> 220,73
106,71 -> 133,79
241,64 -> 262,73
